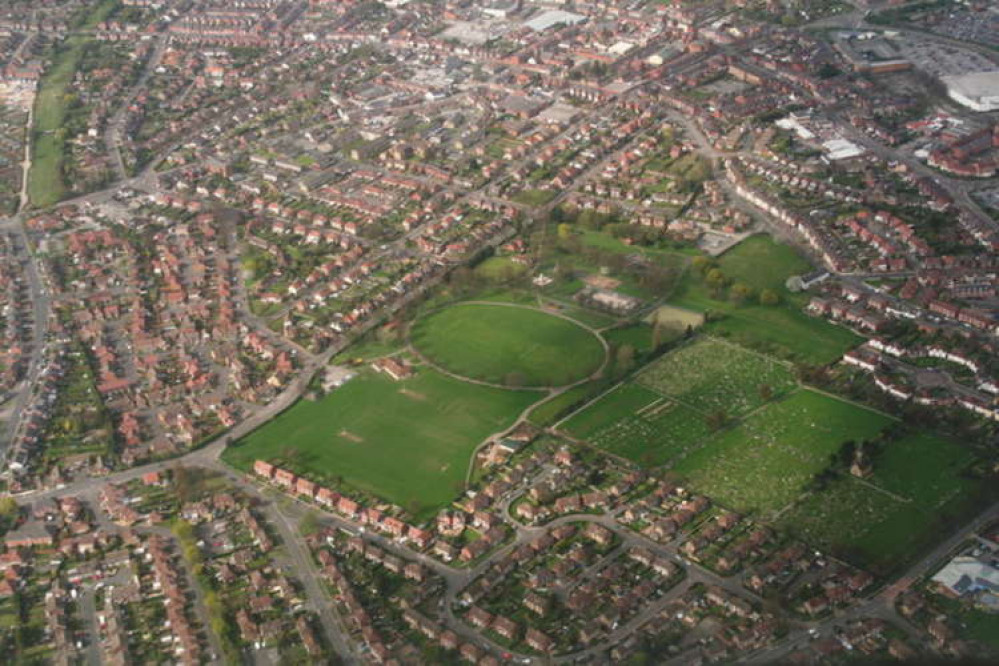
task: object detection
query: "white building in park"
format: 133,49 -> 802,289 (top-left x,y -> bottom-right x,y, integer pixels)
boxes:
941,71 -> 999,112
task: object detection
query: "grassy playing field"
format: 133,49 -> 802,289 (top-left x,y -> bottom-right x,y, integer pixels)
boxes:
411,303 -> 605,387
636,337 -> 798,417
28,0 -> 118,208
562,383 -> 710,467
668,235 -> 860,364
776,432 -> 985,573
223,368 -> 538,520
713,234 -> 811,292
674,389 -> 892,516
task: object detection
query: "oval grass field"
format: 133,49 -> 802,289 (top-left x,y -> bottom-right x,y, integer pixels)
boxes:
411,303 -> 605,387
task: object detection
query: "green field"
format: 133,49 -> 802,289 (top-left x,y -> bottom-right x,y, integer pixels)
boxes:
412,303 -> 605,387
512,188 -> 556,206
29,0 -> 118,207
603,323 -> 659,354
223,368 -> 538,519
526,379 -> 611,427
562,383 -> 710,466
30,43 -> 78,206
474,256 -> 528,282
776,433 -> 984,572
563,383 -> 659,432
713,234 -> 811,291
674,389 -> 892,515
636,337 -> 797,417
668,235 -> 860,364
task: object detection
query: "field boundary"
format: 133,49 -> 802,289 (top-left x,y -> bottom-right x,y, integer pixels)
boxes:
410,300 -> 610,389
800,384 -> 901,422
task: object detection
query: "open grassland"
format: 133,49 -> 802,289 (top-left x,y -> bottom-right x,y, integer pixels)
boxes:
526,379 -> 612,427
674,389 -> 892,515
636,337 -> 797,417
29,0 -> 118,207
873,432 -> 980,509
603,323 -> 660,354
412,303 -> 605,387
713,234 -> 811,291
223,368 -> 538,520
30,43 -> 78,207
563,383 -> 660,433
562,383 -> 710,466
776,433 -> 985,573
668,236 -> 861,364
473,256 -> 528,282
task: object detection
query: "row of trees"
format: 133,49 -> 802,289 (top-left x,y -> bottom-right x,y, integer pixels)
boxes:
691,255 -> 780,306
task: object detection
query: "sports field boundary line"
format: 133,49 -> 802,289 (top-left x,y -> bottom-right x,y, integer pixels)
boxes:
410,300 -> 610,390
552,380 -> 628,431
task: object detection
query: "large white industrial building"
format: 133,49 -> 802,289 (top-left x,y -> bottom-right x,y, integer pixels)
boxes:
942,71 -> 999,112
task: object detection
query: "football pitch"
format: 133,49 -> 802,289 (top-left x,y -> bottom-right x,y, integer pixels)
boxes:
223,367 -> 538,520
411,302 -> 606,387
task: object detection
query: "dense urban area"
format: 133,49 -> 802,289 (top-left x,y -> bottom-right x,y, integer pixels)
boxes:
0,0 -> 999,663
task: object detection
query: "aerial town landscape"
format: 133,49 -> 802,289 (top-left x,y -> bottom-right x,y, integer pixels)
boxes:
0,0 -> 998,663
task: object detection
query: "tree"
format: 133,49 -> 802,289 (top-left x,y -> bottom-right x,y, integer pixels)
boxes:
557,223 -> 574,241
172,519 -> 195,544
449,266 -> 476,292
652,321 -> 665,351
758,383 -> 774,402
706,409 -> 729,431
577,209 -> 604,230
837,440 -> 857,468
729,282 -> 754,304
759,288 -> 780,306
641,265 -> 679,295
705,268 -> 727,290
615,345 -> 636,378
0,497 -> 18,520
554,261 -> 575,281
691,256 -> 713,275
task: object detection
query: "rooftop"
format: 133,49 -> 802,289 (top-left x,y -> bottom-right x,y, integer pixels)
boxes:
524,10 -> 586,32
